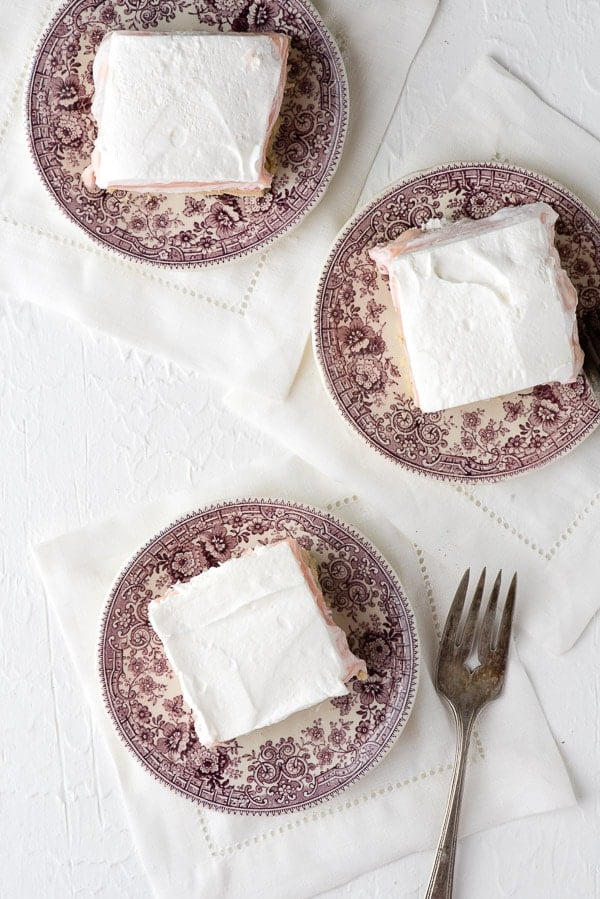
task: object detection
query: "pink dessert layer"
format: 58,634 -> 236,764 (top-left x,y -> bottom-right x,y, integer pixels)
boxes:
285,538 -> 367,683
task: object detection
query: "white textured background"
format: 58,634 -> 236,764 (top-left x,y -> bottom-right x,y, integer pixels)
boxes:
3,0 -> 600,896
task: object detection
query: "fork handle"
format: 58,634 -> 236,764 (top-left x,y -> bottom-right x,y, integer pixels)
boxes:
425,709 -> 476,899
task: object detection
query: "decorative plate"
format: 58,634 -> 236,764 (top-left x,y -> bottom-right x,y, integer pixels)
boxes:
99,500 -> 419,814
27,0 -> 347,267
314,162 -> 600,483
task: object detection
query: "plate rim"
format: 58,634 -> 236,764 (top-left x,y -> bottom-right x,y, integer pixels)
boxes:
25,0 -> 349,269
97,496 -> 420,816
313,159 -> 600,484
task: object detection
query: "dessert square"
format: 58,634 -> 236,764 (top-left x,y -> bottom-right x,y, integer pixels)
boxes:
369,202 -> 583,412
148,538 -> 366,746
84,31 -> 289,194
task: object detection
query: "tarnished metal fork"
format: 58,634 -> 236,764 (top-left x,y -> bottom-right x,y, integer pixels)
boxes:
425,569 -> 517,899
581,326 -> 600,403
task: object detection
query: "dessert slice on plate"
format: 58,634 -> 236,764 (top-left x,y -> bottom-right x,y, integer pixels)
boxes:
369,202 -> 583,413
148,538 -> 367,746
83,31 -> 290,195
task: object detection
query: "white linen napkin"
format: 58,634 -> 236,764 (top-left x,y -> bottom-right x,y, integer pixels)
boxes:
0,0 -> 436,400
34,453 -> 573,899
226,57 -> 600,654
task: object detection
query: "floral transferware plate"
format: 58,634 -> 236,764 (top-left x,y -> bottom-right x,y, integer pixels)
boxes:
27,0 -> 347,267
314,162 -> 600,483
99,499 -> 419,814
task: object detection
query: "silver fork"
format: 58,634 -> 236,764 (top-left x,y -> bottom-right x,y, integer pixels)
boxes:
425,568 -> 517,899
581,325 -> 600,403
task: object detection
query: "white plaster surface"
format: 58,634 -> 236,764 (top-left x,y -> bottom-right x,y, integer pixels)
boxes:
3,0 -> 600,896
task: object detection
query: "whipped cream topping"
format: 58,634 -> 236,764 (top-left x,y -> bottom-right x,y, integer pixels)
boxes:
86,31 -> 288,192
148,539 -> 366,746
369,202 -> 583,412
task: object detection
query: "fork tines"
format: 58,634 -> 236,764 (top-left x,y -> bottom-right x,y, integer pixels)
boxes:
580,326 -> 600,399
442,568 -> 517,662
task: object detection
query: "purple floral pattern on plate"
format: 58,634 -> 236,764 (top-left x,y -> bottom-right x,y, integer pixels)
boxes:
27,0 -> 347,267
314,163 -> 600,482
99,500 -> 419,814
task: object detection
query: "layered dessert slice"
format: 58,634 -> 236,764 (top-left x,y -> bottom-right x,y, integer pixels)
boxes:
83,31 -> 290,194
369,202 -> 583,413
148,538 -> 367,746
